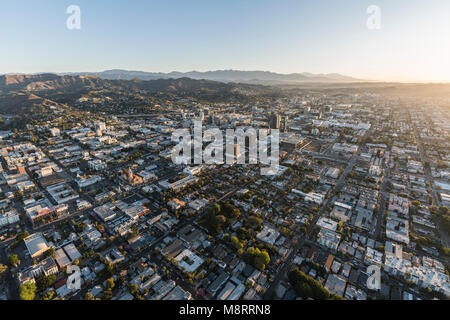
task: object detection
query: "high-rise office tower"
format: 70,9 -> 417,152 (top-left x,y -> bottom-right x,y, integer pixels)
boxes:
280,116 -> 289,132
269,113 -> 280,129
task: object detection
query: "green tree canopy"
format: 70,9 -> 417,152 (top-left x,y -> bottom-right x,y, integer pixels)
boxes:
20,282 -> 36,300
8,254 -> 20,267
244,247 -> 270,271
105,277 -> 115,290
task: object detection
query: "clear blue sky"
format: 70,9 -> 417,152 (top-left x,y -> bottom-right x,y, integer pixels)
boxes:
1,0 -> 449,81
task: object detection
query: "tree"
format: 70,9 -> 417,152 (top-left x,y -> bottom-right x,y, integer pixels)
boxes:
128,283 -> 139,297
20,282 -> 36,300
411,200 -> 421,207
216,215 -> 226,225
8,254 -> 20,267
252,197 -> 265,207
43,248 -> 56,258
439,206 -> 449,215
230,236 -> 243,250
36,274 -> 56,292
202,210 -> 226,235
244,247 -> 270,271
221,202 -> 241,219
14,190 -> 24,201
105,277 -> 115,290
16,231 -> 30,241
288,267 -> 334,300
103,288 -> 113,300
254,249 -> 270,270
85,291 -> 95,300
246,216 -> 263,231
231,207 -> 241,219
208,203 -> 221,215
0,264 -> 7,280
42,290 -> 55,300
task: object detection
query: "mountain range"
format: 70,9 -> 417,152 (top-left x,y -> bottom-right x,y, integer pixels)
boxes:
0,74 -> 105,92
61,69 -> 363,84
0,73 -> 286,113
0,73 -> 282,96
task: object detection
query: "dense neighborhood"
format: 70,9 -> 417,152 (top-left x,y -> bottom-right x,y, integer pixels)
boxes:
1,87 -> 449,301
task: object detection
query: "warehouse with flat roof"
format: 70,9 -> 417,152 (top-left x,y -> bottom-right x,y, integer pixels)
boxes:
24,233 -> 50,258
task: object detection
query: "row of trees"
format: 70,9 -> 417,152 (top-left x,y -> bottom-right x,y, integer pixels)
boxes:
288,267 -> 343,300
431,206 -> 450,234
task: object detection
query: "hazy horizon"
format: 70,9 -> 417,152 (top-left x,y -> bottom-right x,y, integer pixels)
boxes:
1,0 -> 450,82
3,69 -> 450,84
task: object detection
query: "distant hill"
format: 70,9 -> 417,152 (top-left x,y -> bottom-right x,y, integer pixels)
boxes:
61,69 -> 363,84
0,73 -> 281,93
0,73 -> 285,105
0,74 -> 105,92
0,92 -> 65,115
